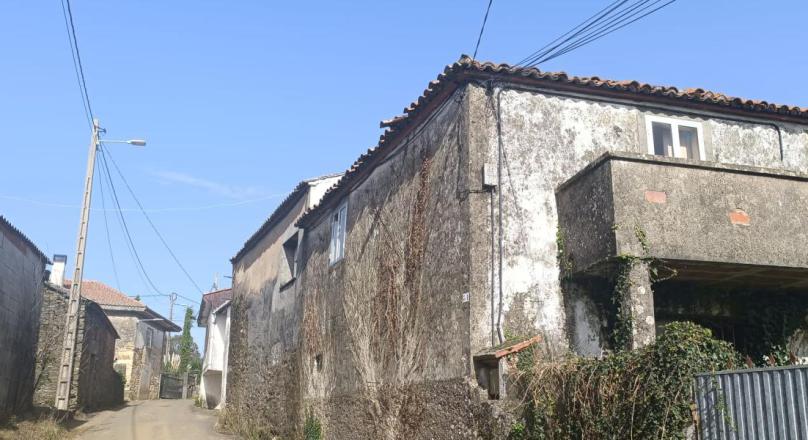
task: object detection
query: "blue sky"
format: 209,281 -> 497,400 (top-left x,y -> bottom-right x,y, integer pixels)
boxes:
2,0 -> 806,349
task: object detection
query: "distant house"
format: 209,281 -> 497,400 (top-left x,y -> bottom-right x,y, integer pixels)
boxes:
54,265 -> 180,401
197,288 -> 232,409
34,263 -> 123,412
0,216 -> 49,419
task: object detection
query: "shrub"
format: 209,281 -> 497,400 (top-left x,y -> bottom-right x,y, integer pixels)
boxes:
514,321 -> 741,440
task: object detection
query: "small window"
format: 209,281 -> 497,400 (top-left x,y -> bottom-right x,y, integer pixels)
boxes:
645,116 -> 704,160
145,327 -> 154,348
283,232 -> 299,278
329,203 -> 347,265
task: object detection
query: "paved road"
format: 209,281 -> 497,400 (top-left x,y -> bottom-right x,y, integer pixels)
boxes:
74,399 -> 231,439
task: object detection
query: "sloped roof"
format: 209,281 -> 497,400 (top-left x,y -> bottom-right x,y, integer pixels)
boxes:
231,173 -> 342,264
44,281 -> 119,339
0,215 -> 50,264
65,279 -> 144,308
198,288 -> 232,326
296,55 -> 808,228
63,279 -> 181,332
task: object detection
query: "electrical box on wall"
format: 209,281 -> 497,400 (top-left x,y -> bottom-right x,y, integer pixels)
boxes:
482,163 -> 497,189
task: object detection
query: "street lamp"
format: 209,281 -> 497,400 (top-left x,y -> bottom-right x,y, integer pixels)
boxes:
100,139 -> 147,147
55,119 -> 147,410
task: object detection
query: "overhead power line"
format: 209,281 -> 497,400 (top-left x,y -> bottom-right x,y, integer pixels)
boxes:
0,192 -> 286,212
472,0 -> 494,60
59,0 -> 94,129
95,162 -> 121,291
97,146 -> 165,295
516,0 -> 677,68
102,147 -> 205,295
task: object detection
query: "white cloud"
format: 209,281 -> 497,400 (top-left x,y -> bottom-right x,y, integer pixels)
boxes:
154,170 -> 266,201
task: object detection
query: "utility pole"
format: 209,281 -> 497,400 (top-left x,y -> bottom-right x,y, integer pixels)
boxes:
167,292 -> 178,358
55,118 -> 100,410
54,121 -> 146,411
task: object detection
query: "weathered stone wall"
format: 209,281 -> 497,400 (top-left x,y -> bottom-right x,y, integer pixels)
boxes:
295,87 -> 475,439
0,221 -> 45,419
464,83 -> 808,356
76,303 -> 124,410
108,315 -> 138,395
228,178 -> 339,434
227,78 -> 808,437
33,284 -> 123,411
106,314 -> 163,400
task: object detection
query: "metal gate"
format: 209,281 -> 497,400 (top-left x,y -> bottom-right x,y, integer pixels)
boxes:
159,374 -> 184,399
694,365 -> 808,439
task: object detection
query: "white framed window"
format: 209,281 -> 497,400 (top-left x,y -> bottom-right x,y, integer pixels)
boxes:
645,115 -> 705,160
329,203 -> 347,265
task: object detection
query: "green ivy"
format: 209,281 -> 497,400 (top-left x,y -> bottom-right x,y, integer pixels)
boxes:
514,322 -> 741,440
303,411 -> 322,440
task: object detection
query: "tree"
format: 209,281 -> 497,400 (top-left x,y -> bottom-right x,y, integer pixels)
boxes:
178,307 -> 195,373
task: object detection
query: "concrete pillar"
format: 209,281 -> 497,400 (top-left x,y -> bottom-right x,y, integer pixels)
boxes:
615,260 -> 656,350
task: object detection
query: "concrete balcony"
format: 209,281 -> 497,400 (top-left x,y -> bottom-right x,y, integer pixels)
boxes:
557,152 -> 808,287
556,152 -> 808,353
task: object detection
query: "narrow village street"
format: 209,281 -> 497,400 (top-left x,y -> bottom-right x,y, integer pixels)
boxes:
73,400 -> 229,440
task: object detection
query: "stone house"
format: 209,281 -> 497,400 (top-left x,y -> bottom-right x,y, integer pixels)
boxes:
56,271 -> 180,401
197,288 -> 232,409
226,174 -> 342,424
33,271 -> 123,412
229,57 -> 808,438
0,215 -> 49,420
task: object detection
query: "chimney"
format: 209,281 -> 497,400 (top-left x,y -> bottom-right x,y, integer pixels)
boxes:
50,254 -> 67,287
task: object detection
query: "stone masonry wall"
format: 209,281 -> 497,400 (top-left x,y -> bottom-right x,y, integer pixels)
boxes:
0,221 -> 45,419
33,284 -> 123,411
294,87 -> 477,439
464,83 -> 808,357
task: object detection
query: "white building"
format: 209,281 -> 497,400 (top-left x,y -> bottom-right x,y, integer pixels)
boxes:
197,288 -> 232,409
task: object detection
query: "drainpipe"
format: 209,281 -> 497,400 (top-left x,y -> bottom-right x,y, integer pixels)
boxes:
495,88 -> 505,345
485,82 -> 506,346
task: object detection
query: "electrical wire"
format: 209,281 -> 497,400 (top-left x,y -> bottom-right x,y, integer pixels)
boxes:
515,0 -> 627,66
97,146 -> 165,295
0,193 -> 286,212
95,157 -> 121,291
516,0 -> 677,68
59,0 -> 94,129
102,147 -> 205,295
539,0 -> 676,64
97,146 -> 153,292
472,0 -> 494,60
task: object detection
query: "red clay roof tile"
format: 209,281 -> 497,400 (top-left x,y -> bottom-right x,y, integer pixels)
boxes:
296,56 -> 808,228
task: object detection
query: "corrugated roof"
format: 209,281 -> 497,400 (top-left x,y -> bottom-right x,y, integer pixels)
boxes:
0,215 -> 50,264
296,55 -> 808,228
230,173 -> 342,264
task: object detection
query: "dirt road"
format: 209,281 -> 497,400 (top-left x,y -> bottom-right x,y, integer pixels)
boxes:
74,399 -> 230,439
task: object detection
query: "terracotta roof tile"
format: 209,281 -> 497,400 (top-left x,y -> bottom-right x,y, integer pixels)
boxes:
296,56 -> 808,227
63,279 -> 144,309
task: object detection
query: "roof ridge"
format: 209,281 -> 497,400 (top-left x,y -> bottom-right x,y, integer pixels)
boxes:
0,215 -> 50,263
295,56 -> 808,228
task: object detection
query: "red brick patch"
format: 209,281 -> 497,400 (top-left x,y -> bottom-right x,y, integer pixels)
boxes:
644,190 -> 667,204
729,209 -> 750,226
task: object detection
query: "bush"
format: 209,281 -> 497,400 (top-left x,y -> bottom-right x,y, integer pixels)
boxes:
514,322 -> 741,440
